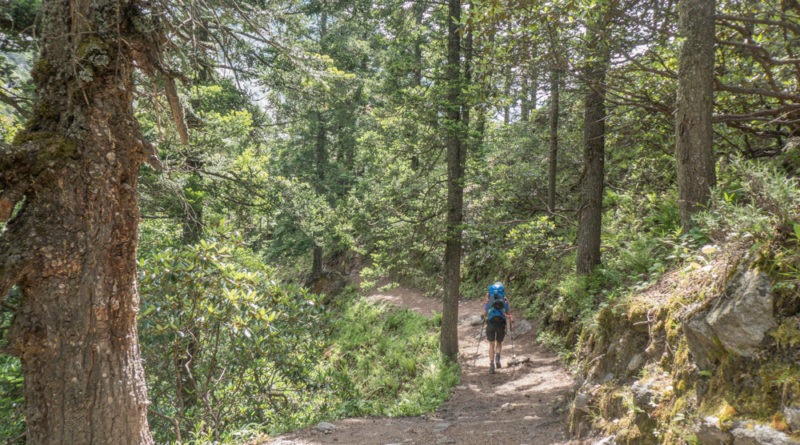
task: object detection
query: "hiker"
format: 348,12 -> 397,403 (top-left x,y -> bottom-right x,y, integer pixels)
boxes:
484,281 -> 510,374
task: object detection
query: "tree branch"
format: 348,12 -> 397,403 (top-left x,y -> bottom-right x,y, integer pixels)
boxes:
716,14 -> 800,35
0,89 -> 31,118
715,80 -> 800,101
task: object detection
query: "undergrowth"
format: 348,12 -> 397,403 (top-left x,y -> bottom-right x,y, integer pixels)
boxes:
319,300 -> 459,419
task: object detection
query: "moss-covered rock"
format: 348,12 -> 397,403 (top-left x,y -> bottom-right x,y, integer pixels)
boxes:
563,241 -> 800,444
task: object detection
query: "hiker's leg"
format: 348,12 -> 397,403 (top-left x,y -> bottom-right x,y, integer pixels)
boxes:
486,323 -> 497,372
494,323 -> 506,367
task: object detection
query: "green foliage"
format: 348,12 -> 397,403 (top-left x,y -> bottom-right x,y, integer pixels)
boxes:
136,222 -> 458,442
0,353 -> 24,442
322,301 -> 459,417
138,223 -> 328,442
698,158 -> 800,243
770,318 -> 800,351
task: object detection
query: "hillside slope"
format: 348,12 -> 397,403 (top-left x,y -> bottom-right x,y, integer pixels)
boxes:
565,239 -> 800,444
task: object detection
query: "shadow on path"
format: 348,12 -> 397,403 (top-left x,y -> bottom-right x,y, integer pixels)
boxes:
261,288 -> 589,445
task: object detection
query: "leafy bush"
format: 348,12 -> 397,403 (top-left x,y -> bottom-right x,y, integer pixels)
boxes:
698,158 -> 800,243
137,222 -> 459,442
320,301 -> 459,418
139,223 -> 328,443
0,286 -> 23,442
0,355 -> 23,442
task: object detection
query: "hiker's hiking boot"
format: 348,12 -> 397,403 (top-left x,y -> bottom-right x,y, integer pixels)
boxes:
495,353 -> 502,369
489,361 -> 495,374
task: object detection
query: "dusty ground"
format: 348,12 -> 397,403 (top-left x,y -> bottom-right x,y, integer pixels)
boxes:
260,287 -> 590,445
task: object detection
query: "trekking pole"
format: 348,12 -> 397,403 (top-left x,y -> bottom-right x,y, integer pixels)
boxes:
473,317 -> 485,366
509,318 -> 516,362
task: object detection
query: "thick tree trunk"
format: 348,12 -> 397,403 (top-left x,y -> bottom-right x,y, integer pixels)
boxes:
440,0 -> 463,361
0,0 -> 157,442
676,0 -> 716,228
548,68 -> 560,213
576,35 -> 610,276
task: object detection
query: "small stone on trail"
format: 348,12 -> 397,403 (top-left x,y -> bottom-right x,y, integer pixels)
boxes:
433,422 -> 451,433
312,421 -> 336,434
436,437 -> 456,444
511,319 -> 533,336
464,315 -> 483,326
509,356 -> 531,366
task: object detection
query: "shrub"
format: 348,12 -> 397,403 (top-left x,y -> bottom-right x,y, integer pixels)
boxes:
138,223 -> 328,443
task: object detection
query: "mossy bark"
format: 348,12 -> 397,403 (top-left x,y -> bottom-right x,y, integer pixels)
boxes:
0,0 -> 158,442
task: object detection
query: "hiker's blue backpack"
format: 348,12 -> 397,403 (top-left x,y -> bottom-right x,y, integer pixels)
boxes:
488,282 -> 505,311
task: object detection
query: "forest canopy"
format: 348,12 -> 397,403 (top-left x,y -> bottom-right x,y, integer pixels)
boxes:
1,0 -> 799,442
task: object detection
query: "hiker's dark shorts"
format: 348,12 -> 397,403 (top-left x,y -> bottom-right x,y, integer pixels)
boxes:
486,319 -> 506,342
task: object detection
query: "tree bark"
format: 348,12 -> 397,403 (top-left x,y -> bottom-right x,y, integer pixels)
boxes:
440,0 -> 463,361
576,19 -> 610,276
311,8 -> 328,281
0,0 -> 158,442
503,75 -> 511,125
410,2 -> 425,171
521,76 -> 530,123
312,109 -> 327,280
181,156 -> 204,245
676,0 -> 716,228
548,68 -> 560,213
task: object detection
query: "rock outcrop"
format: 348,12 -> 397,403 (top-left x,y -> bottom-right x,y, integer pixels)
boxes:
563,248 -> 800,445
684,268 -> 775,370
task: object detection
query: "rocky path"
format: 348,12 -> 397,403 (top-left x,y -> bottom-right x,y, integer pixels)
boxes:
261,287 -> 585,445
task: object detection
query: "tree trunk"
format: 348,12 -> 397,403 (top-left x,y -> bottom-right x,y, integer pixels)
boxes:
440,0 -> 463,361
576,25 -> 610,276
548,68 -> 560,213
312,109 -> 327,280
0,0 -> 157,442
181,156 -> 204,245
521,76 -> 530,123
312,246 -> 323,280
676,0 -> 716,228
410,2 -> 425,171
503,72 -> 511,125
530,66 -> 538,114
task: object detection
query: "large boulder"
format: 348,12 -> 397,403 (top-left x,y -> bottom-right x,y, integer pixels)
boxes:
706,269 -> 774,357
683,267 -> 774,369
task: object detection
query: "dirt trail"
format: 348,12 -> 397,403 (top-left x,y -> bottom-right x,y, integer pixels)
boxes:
262,287 -> 586,445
